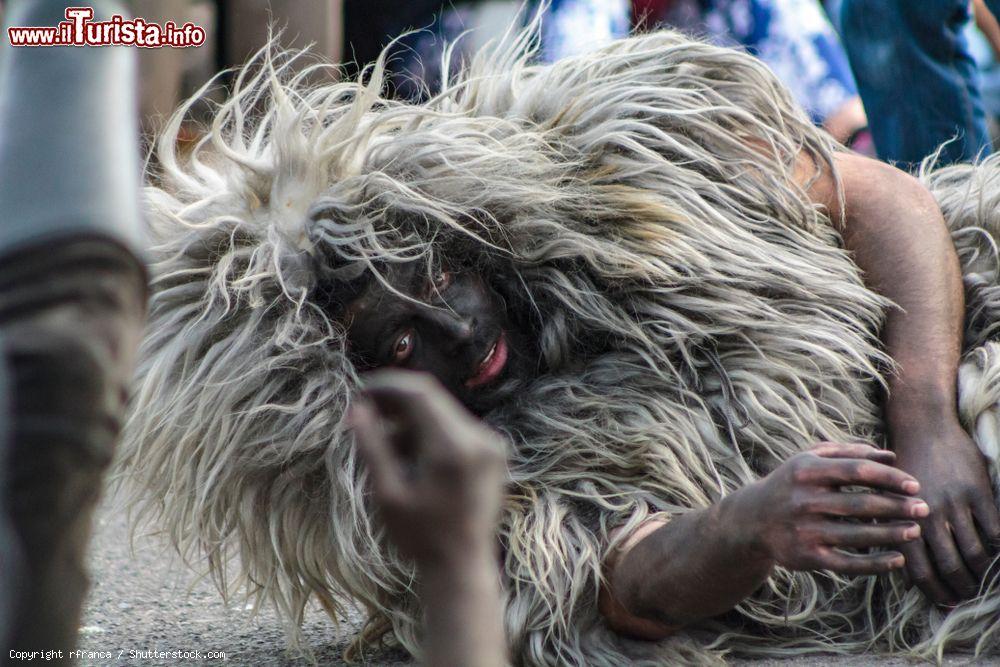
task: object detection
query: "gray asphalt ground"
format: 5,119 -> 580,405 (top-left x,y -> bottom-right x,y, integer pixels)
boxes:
77,494 -> 409,667
73,495 -> 997,667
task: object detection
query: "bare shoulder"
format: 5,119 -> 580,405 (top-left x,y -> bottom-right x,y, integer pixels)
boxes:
796,150 -> 930,225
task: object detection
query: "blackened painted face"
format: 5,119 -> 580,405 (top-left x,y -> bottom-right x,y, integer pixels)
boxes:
344,263 -> 534,415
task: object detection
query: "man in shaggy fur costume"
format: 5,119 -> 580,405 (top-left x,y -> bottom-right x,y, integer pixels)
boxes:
119,27 -> 1000,665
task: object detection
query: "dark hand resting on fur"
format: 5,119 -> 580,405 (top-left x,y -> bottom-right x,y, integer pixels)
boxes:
351,370 -> 507,667
890,425 -> 1000,604
600,442 -> 926,638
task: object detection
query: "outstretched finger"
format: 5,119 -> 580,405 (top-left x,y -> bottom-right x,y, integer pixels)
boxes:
813,546 -> 905,576
812,491 -> 929,520
351,400 -> 406,504
972,496 -> 1000,553
806,458 -> 920,495
951,507 -> 992,581
820,521 -> 921,549
925,518 -> 980,600
901,539 -> 958,606
811,442 -> 896,465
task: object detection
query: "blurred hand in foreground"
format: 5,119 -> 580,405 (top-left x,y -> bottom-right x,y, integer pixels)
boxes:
351,369 -> 507,667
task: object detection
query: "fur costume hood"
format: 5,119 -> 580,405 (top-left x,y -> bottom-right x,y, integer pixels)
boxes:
118,29 -> 1000,665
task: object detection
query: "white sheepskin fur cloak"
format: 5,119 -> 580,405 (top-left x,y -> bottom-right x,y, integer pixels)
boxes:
116,27 -> 1000,666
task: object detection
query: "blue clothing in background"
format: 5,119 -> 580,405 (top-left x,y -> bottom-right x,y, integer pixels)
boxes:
840,0 -> 1000,166
652,0 -> 860,124
391,0 -> 859,131
396,0 -> 630,98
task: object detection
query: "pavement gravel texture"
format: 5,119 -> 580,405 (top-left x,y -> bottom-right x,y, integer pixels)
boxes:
75,496 -> 996,667
78,495 -> 407,667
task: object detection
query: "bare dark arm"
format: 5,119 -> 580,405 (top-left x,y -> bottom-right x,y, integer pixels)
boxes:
806,153 -> 963,421
600,488 -> 771,637
602,444 -> 925,637
808,152 -> 1000,604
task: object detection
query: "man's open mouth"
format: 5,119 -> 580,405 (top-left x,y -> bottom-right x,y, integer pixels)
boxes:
465,332 -> 508,388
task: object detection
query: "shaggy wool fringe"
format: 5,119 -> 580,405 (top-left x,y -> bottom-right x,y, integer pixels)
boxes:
115,26 -> 1000,666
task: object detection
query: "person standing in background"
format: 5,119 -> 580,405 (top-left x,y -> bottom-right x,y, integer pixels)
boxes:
840,0 -> 1000,166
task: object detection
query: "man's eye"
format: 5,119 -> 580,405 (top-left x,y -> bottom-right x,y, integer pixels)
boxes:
391,329 -> 415,363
